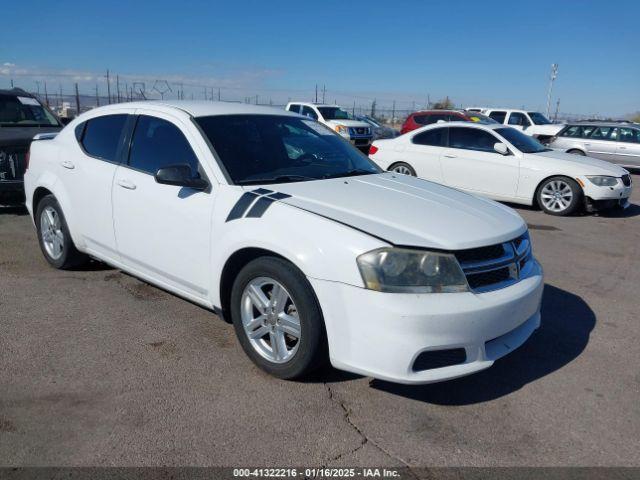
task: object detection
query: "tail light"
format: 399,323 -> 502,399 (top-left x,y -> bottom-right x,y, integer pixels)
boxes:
369,145 -> 379,155
24,148 -> 30,171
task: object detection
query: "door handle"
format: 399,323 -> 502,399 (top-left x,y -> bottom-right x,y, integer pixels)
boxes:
584,143 -> 591,146
444,154 -> 457,158
117,179 -> 137,190
60,160 -> 75,169
619,146 -> 627,150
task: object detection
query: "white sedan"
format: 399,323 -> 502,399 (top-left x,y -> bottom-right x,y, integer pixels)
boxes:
369,122 -> 633,215
25,101 -> 543,384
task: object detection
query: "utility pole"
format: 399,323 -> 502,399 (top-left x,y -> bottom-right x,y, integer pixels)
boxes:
255,94 -> 259,105
44,81 -> 49,106
10,78 -> 13,88
116,75 -> 121,102
315,84 -> 318,103
75,83 -> 80,115
352,101 -> 355,117
322,84 -> 326,104
95,84 -> 100,107
427,94 -> 431,109
105,69 -> 111,104
391,100 -> 396,124
59,85 -> 63,108
546,63 -> 558,118
218,87 -> 221,101
35,80 -> 41,95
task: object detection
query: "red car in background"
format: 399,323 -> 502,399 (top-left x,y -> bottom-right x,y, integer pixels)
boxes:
400,110 -> 496,135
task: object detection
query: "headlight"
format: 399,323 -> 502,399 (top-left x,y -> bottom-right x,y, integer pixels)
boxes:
586,176 -> 618,187
356,247 -> 469,293
334,125 -> 349,135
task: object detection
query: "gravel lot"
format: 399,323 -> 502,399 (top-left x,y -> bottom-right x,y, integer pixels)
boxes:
1,176 -> 639,468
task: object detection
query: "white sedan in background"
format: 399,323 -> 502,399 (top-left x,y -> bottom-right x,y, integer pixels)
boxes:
369,122 -> 633,215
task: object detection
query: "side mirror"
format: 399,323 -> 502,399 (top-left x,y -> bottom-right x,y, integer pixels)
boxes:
494,142 -> 509,155
155,164 -> 209,190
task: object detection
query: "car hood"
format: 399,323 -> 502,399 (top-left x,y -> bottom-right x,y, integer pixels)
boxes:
528,150 -> 628,176
325,119 -> 371,128
0,126 -> 61,147
266,173 -> 526,250
529,124 -> 564,135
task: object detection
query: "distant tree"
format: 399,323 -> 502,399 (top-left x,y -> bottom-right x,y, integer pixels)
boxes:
370,99 -> 376,118
632,112 -> 640,123
433,96 -> 454,109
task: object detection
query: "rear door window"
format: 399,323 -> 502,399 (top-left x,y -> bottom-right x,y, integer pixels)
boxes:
79,114 -> 128,162
128,115 -> 200,176
412,128 -> 448,147
619,127 -> 640,143
488,111 -> 507,123
415,113 -> 448,125
301,106 -> 318,120
507,112 -> 531,127
589,127 -> 616,140
287,104 -> 301,114
448,127 -> 499,152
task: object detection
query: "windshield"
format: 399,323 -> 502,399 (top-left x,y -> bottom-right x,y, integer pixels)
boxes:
195,114 -> 381,185
361,116 -> 381,128
0,94 -> 60,127
527,112 -> 552,125
317,107 -> 350,120
495,127 -> 550,153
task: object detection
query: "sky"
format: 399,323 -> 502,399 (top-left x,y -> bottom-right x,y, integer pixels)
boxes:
1,0 -> 639,116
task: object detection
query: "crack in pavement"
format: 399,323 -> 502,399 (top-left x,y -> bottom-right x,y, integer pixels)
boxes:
323,383 -> 419,478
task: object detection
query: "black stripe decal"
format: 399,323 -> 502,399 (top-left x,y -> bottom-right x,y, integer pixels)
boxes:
245,197 -> 275,218
266,192 -> 291,200
226,192 -> 258,222
251,188 -> 273,195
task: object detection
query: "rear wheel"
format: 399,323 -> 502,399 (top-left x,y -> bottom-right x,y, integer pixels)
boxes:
388,162 -> 416,176
536,176 -> 582,216
35,195 -> 88,269
567,149 -> 585,156
230,256 -> 328,380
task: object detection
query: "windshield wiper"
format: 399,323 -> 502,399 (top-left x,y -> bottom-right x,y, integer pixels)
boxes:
237,174 -> 317,185
322,169 -> 376,179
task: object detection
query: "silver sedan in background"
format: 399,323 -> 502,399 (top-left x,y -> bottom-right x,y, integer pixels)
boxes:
550,122 -> 640,169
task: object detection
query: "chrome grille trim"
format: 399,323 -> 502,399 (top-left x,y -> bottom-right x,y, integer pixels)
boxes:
455,233 -> 532,293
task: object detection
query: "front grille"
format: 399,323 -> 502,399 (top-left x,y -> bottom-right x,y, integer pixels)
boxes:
354,127 -> 370,136
622,174 -> 631,187
413,348 -> 467,372
455,244 -> 505,263
0,146 -> 28,182
454,232 -> 532,293
466,267 -> 511,289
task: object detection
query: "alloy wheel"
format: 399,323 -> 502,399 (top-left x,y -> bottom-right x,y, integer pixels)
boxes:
540,180 -> 574,213
392,164 -> 412,175
240,277 -> 301,364
40,206 -> 64,260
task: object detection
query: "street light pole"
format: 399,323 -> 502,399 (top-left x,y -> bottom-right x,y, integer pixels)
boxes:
546,63 -> 559,119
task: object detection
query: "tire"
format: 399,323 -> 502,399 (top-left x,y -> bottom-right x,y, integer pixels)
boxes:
230,256 -> 328,380
35,194 -> 88,269
536,176 -> 583,216
567,149 -> 585,156
388,162 -> 416,176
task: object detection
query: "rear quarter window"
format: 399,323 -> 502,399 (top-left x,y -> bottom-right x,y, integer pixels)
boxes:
78,114 -> 128,162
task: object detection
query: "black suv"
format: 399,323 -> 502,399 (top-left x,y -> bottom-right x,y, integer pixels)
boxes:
0,88 -> 62,204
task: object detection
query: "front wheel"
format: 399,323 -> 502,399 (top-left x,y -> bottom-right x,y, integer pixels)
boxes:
230,256 -> 328,380
388,162 -> 416,176
536,176 -> 583,216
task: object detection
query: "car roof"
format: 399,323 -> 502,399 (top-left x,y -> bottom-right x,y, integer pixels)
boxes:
85,100 -> 300,118
414,121 -> 505,131
411,110 -> 463,115
0,87 -> 36,97
566,121 -> 637,128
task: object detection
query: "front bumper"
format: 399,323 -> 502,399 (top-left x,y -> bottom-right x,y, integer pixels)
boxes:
310,260 -> 544,384
0,180 -> 25,203
349,136 -> 373,147
582,179 -> 632,210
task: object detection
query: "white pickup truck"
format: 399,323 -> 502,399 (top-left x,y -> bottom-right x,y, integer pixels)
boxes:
466,108 -> 564,145
286,102 -> 373,151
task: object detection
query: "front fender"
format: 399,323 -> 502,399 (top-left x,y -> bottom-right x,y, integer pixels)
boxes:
209,194 -> 387,308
